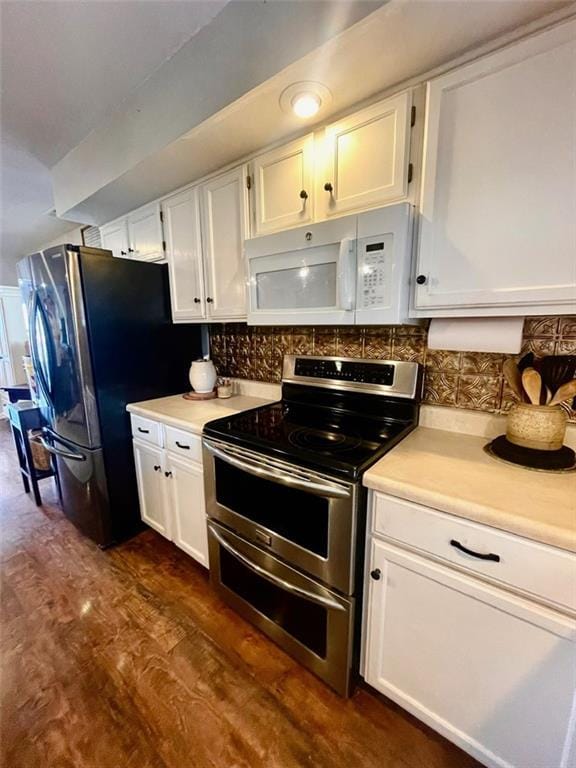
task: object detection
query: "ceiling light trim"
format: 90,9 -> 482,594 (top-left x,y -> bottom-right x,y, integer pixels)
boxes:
279,81 -> 332,118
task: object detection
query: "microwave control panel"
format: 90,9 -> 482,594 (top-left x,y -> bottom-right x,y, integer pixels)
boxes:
357,233 -> 394,310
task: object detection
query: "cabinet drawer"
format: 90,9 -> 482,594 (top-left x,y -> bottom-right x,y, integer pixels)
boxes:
372,492 -> 576,613
165,426 -> 202,464
131,414 -> 162,446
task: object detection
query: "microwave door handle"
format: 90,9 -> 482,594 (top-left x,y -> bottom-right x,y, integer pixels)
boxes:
204,440 -> 350,498
208,522 -> 345,611
338,237 -> 356,310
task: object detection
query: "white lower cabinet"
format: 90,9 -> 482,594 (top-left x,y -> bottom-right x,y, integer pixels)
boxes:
133,440 -> 170,538
131,422 -> 208,568
364,495 -> 576,768
166,452 -> 208,568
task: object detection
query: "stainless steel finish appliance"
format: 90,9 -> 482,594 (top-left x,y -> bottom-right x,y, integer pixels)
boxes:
204,439 -> 357,594
203,355 -> 421,695
18,245 -> 201,546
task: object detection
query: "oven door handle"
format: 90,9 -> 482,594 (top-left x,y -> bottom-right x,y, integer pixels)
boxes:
204,441 -> 350,499
208,522 -> 346,612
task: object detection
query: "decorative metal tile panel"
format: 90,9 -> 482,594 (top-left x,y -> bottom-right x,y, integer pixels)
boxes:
424,372 -> 458,406
209,316 -> 576,421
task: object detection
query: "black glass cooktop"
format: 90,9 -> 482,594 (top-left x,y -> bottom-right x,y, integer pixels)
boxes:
204,396 -> 417,480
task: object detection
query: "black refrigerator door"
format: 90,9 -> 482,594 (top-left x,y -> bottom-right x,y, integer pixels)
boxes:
77,250 -> 202,545
28,248 -> 100,449
41,427 -> 111,546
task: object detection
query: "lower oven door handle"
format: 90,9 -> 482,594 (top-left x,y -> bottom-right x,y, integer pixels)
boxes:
204,441 -> 350,499
208,522 -> 345,612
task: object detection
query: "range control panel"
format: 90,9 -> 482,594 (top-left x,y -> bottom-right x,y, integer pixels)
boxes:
294,357 -> 395,386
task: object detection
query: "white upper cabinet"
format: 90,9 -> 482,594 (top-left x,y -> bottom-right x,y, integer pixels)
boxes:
414,20 -> 576,316
201,165 -> 249,320
252,134 -> 315,236
161,187 -> 206,322
100,219 -> 129,259
127,202 -> 164,262
317,91 -> 413,219
100,202 -> 164,262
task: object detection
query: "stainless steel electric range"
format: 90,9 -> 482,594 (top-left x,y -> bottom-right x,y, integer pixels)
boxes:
203,355 -> 422,696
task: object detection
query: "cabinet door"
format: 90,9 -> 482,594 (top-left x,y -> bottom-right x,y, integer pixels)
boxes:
364,539 -> 576,768
162,188 -> 206,322
201,165 -> 249,320
252,134 -> 314,235
318,91 -> 412,219
100,219 -> 129,259
414,21 -> 576,315
166,453 -> 208,567
132,440 -> 170,538
128,202 -> 164,262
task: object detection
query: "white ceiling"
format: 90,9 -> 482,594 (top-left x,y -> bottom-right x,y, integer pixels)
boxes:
56,0 -> 575,227
0,0 -> 230,280
1,0 -> 573,285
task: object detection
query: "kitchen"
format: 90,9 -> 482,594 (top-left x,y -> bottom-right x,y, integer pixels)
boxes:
0,2 -> 575,767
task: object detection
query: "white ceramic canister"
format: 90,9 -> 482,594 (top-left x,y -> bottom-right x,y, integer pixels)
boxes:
189,359 -> 217,393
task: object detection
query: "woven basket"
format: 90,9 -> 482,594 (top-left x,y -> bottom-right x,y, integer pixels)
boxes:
28,432 -> 52,471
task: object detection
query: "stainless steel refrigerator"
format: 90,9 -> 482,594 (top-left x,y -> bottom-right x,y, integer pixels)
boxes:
17,245 -> 202,546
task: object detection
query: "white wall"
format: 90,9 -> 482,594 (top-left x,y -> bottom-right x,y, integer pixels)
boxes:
0,286 -> 27,386
40,226 -> 84,250
52,1 -> 383,218
0,225 -> 84,287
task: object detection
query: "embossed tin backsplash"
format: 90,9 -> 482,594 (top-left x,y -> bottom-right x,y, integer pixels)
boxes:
209,317 -> 576,420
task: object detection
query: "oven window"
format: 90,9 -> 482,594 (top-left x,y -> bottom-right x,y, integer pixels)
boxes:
220,546 -> 328,658
215,459 -> 329,557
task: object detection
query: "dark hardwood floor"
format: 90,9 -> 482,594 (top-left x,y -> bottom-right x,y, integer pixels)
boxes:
0,419 -> 480,768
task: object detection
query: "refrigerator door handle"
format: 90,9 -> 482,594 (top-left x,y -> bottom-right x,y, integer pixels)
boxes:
39,428 -> 87,462
29,293 -> 54,408
38,438 -> 87,462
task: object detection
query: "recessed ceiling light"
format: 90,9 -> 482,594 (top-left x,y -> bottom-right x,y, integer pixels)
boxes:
279,82 -> 332,119
292,93 -> 321,119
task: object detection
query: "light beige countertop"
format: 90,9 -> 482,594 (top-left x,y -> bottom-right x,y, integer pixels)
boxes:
363,427 -> 576,553
127,393 -> 274,435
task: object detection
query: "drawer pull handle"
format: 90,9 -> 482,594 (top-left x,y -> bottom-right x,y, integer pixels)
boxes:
175,441 -> 190,450
450,539 -> 500,562
137,427 -> 150,434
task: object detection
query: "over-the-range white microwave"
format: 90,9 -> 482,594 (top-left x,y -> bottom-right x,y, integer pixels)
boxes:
245,203 -> 415,326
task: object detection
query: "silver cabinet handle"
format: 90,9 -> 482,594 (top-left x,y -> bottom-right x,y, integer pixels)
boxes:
204,440 -> 350,498
208,523 -> 345,611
